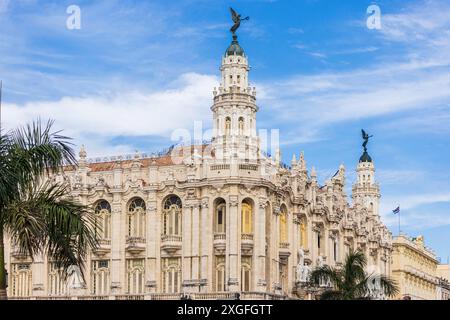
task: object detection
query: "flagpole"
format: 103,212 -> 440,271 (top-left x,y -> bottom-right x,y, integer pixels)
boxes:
398,204 -> 401,236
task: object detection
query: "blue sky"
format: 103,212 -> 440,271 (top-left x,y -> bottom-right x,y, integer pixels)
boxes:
1,0 -> 450,262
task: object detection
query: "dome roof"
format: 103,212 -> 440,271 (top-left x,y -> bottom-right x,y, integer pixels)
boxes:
359,151 -> 373,163
225,35 -> 245,57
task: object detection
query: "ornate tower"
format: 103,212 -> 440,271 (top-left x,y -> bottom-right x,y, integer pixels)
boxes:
211,33 -> 259,162
352,132 -> 380,216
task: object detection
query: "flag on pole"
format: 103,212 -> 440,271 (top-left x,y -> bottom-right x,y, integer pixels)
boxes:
392,206 -> 400,214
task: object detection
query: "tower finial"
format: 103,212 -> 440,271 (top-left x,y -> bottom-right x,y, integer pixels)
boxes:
360,129 -> 373,163
298,151 -> 306,171
229,7 -> 249,36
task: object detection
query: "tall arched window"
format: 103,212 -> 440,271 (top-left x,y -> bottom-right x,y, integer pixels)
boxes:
94,200 -> 111,240
162,258 -> 181,293
241,200 -> 253,234
48,263 -> 67,296
163,195 -> 182,236
126,259 -> 144,294
299,218 -> 307,248
225,117 -> 231,136
215,256 -> 226,292
317,226 -> 325,255
238,117 -> 244,135
91,260 -> 110,295
127,198 -> 146,238
241,257 -> 252,292
279,205 -> 288,243
10,263 -> 32,297
214,199 -> 226,233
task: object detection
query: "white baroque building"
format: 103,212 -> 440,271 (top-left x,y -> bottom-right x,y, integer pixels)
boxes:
4,33 -> 392,300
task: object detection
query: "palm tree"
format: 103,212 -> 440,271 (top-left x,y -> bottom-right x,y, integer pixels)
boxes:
0,120 -> 98,300
309,251 -> 398,300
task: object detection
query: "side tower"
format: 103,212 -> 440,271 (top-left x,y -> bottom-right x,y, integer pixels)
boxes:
352,130 -> 380,216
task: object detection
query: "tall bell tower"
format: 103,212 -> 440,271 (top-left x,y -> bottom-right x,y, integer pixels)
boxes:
211,33 -> 259,162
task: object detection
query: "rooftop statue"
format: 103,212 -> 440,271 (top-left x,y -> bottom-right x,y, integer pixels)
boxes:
230,7 -> 249,35
361,129 -> 373,152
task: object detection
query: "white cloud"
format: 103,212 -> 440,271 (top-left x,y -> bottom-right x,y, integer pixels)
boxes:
3,73 -> 218,157
376,169 -> 425,185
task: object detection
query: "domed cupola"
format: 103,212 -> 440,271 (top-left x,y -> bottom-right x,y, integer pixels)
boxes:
225,35 -> 245,57
359,151 -> 373,163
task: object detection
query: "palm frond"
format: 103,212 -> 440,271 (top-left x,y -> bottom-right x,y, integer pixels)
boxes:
374,274 -> 399,298
309,265 -> 342,289
4,182 -> 99,280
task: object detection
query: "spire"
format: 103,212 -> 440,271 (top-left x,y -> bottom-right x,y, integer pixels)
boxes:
275,148 -> 281,166
311,166 -> 317,180
291,154 -> 297,166
339,163 -> 345,177
298,151 -> 306,171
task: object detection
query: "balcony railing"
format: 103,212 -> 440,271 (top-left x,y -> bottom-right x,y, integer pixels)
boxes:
9,292 -> 297,301
161,234 -> 182,254
214,233 -> 226,241
161,234 -> 182,242
125,236 -> 146,254
126,236 -> 146,245
239,164 -> 258,171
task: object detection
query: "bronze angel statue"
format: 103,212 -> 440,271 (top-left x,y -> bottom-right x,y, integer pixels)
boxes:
361,129 -> 373,152
230,7 -> 249,35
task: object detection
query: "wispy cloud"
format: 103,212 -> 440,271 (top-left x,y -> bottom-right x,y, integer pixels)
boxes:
4,73 -> 218,157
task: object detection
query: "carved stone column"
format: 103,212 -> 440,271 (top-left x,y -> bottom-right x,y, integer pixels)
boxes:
227,195 -> 239,292
110,200 -> 123,294
31,253 -> 45,297
272,205 -> 281,293
146,199 -> 158,293
182,203 -> 193,292
200,198 -> 210,292
191,202 -> 200,290
255,198 -> 267,291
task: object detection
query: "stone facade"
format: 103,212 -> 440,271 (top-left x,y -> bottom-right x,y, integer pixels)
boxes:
391,235 -> 439,300
4,34 -> 392,300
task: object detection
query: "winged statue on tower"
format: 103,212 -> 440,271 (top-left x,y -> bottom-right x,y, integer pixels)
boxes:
230,7 -> 249,35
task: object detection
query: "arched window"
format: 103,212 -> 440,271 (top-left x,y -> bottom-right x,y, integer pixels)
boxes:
127,198 -> 146,238
91,260 -> 110,295
317,226 -> 325,255
163,195 -> 182,236
214,199 -> 226,233
10,263 -> 32,297
126,259 -> 144,294
238,117 -> 244,135
225,117 -> 231,136
299,218 -> 307,248
241,257 -> 252,292
333,238 -> 338,262
241,199 -> 253,234
279,205 -> 288,243
48,263 -> 67,296
162,258 -> 181,293
94,200 -> 111,240
215,256 -> 226,292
